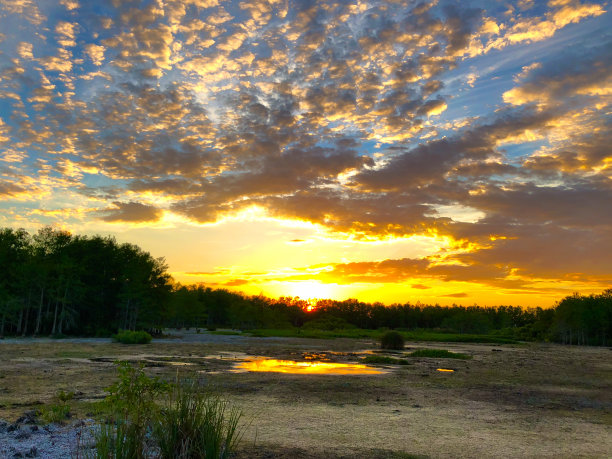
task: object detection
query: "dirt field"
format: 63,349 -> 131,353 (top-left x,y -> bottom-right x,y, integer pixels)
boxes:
0,331 -> 611,458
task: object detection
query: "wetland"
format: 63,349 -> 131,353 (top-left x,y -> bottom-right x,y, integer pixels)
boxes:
0,330 -> 611,458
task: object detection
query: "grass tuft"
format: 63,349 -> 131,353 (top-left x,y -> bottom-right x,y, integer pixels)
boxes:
155,380 -> 243,459
409,349 -> 472,359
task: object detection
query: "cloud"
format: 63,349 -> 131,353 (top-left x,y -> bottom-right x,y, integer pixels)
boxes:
99,201 -> 163,223
84,43 -> 105,65
0,182 -> 27,198
0,0 -> 610,297
441,292 -> 468,298
503,40 -> 612,106
224,278 -> 249,286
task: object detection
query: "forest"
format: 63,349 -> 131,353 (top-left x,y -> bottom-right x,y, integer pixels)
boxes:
1,227 -> 611,345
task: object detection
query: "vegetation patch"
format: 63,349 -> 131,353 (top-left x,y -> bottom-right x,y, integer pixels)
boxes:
112,330 -> 153,344
409,349 -> 472,359
380,331 -> 405,350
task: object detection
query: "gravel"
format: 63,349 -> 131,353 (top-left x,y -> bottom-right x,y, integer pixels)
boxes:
0,416 -> 95,459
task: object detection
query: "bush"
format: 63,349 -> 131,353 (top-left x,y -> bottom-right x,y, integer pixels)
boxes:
380,331 -> 405,350
409,349 -> 472,359
112,330 -> 152,344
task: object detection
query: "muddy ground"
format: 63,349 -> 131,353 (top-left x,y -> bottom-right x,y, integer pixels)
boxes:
0,331 -> 610,458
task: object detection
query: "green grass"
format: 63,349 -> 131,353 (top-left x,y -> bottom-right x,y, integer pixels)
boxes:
112,330 -> 152,344
409,349 -> 472,360
362,355 -> 410,365
41,403 -> 71,423
402,331 -> 517,344
248,328 -> 378,339
247,328 -> 518,343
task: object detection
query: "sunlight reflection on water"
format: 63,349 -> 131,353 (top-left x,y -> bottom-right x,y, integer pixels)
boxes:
236,358 -> 387,375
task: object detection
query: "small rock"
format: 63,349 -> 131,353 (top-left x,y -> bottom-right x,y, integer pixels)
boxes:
29,425 -> 39,432
25,446 -> 38,458
15,429 -> 31,440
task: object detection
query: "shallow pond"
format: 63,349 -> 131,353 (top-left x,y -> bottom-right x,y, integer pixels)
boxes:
235,357 -> 388,375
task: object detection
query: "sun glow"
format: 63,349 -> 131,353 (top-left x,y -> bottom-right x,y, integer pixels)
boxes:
284,280 -> 338,304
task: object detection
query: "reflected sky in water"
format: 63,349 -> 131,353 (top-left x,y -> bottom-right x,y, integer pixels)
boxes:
236,358 -> 386,375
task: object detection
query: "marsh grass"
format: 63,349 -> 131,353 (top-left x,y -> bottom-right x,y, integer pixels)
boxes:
88,362 -> 244,458
409,349 -> 472,359
247,328 -> 518,343
154,380 -> 243,459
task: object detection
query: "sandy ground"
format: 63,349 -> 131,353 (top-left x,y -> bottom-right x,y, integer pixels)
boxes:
0,330 -> 610,458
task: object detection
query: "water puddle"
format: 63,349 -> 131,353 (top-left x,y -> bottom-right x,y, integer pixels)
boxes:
235,358 -> 387,375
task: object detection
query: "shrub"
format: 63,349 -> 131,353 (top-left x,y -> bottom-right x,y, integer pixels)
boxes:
380,331 -> 405,350
112,330 -> 152,344
409,349 -> 472,359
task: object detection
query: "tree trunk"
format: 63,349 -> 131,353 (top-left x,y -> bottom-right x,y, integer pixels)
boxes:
22,307 -> 29,336
0,307 -> 5,338
34,287 -> 44,336
22,291 -> 32,336
58,303 -> 64,335
131,305 -> 139,331
123,298 -> 131,330
16,309 -> 23,334
51,300 -> 59,335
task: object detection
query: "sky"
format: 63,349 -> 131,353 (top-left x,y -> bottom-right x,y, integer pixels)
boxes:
0,0 -> 611,307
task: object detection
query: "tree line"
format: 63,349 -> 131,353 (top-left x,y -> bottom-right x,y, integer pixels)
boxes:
0,227 -> 171,337
1,227 -> 610,345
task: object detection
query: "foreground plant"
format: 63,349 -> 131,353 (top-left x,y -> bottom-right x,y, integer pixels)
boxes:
92,361 -> 168,458
88,362 -> 244,458
154,379 -> 243,459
